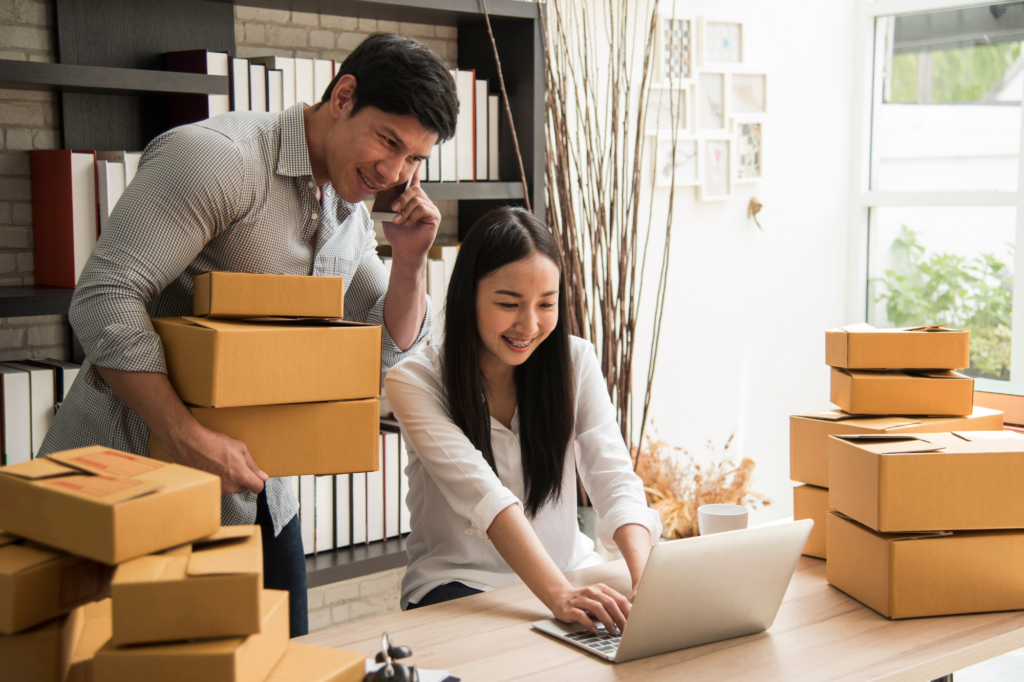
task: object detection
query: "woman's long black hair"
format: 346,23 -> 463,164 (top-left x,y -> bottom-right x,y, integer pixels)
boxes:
442,207 -> 575,518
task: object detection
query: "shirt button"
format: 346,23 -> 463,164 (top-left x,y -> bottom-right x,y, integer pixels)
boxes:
311,213 -> 319,221
308,181 -> 315,188
508,439 -> 514,446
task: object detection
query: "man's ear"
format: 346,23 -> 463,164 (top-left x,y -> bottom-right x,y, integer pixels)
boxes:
331,74 -> 357,119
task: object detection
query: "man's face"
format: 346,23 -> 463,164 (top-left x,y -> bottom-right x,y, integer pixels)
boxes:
323,102 -> 438,204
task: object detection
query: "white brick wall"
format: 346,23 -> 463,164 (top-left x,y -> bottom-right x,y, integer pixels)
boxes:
307,566 -> 406,633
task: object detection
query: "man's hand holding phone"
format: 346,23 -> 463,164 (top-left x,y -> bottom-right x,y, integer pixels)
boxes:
374,162 -> 440,262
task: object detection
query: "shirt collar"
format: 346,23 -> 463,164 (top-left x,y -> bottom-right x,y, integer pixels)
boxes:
276,102 -> 314,178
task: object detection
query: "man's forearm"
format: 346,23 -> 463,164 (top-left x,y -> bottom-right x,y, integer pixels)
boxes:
382,252 -> 428,351
95,367 -> 199,451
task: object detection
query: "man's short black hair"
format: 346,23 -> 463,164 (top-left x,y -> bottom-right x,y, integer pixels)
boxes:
321,33 -> 459,143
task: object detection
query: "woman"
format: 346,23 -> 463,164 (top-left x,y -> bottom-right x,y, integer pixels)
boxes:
385,207 -> 662,636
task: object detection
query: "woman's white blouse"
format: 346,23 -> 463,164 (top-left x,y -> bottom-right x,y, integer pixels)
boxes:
385,335 -> 662,608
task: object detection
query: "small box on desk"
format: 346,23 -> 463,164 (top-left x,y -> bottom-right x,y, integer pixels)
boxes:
149,400 -> 380,477
0,447 -> 220,565
793,484 -> 831,559
95,589 -> 289,682
153,317 -> 381,408
111,526 -> 262,646
789,407 -> 1002,488
829,431 -> 1024,532
825,323 -> 969,370
267,643 -> 365,682
830,368 -> 974,416
827,511 -> 1024,619
192,271 -> 344,319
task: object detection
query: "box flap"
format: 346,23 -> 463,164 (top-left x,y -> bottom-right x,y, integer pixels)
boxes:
794,410 -> 923,428
112,554 -> 189,585
906,370 -> 970,380
0,457 -> 76,480
0,530 -> 17,548
181,316 -> 371,331
827,511 -> 951,541
0,541 -> 62,575
831,434 -> 945,454
837,322 -> 876,333
193,525 -> 255,546
39,475 -> 164,504
188,528 -> 261,577
838,323 -> 958,334
49,448 -> 167,478
951,430 -> 1024,441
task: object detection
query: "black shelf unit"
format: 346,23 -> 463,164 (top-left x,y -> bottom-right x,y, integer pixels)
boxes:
0,59 -> 229,96
0,285 -> 75,318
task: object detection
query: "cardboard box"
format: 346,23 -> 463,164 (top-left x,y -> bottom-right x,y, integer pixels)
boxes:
67,598 -> 113,682
974,386 -> 1024,426
825,323 -> 969,370
826,511 -> 1024,619
111,526 -> 262,645
193,272 -> 344,319
830,367 -> 974,416
793,484 -> 830,559
790,407 -> 1003,488
0,533 -> 110,635
0,605 -> 84,682
829,430 -> 1024,532
266,643 -> 365,682
95,589 -> 289,682
0,447 -> 220,565
148,400 -> 380,477
152,317 -> 381,408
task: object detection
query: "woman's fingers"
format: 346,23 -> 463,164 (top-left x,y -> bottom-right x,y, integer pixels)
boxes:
599,583 -> 632,619
578,596 -> 619,635
568,608 -> 599,635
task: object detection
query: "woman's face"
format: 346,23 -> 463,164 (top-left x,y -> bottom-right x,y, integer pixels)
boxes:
476,252 -> 560,369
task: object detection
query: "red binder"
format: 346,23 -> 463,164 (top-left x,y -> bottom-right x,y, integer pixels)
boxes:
29,150 -> 98,288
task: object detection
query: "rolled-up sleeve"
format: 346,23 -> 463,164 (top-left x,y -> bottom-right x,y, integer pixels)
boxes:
574,341 -> 663,551
385,363 -> 519,534
70,126 -> 242,374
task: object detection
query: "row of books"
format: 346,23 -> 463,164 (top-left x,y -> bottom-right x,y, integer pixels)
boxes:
0,359 -> 80,465
292,430 -> 409,554
380,242 -> 458,347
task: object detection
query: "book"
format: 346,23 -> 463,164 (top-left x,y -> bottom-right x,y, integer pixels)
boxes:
165,49 -> 231,126
0,362 -> 53,459
475,80 -> 488,180
96,151 -> 141,187
249,56 -> 295,109
300,474 -> 315,554
96,160 -> 125,232
456,70 -> 476,181
335,474 -> 351,548
231,58 -> 250,112
440,70 -> 458,182
399,433 -> 411,535
289,475 -> 300,509
315,475 -> 334,553
384,432 -> 400,539
23,358 -> 80,407
29,150 -> 98,288
313,59 -> 334,104
427,258 -> 446,345
351,472 -> 367,544
430,243 -> 459,291
489,95 -> 500,180
428,142 -> 441,182
295,58 -> 315,106
249,62 -> 267,112
0,365 -> 30,465
367,434 -> 385,542
267,69 -> 284,113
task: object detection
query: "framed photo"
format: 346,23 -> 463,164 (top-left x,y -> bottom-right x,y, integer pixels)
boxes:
656,16 -> 695,82
698,138 -> 732,201
697,72 -> 726,131
646,84 -> 691,134
732,72 -> 767,114
654,135 -> 700,187
698,19 -> 743,65
735,122 -> 762,183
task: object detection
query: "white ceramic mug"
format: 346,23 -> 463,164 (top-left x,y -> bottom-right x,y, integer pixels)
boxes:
697,504 -> 749,536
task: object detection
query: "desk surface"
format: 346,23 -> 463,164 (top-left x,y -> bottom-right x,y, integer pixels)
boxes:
298,557 -> 1024,681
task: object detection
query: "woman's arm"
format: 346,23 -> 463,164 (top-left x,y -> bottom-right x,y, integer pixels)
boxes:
487,504 -> 631,635
613,523 -> 653,601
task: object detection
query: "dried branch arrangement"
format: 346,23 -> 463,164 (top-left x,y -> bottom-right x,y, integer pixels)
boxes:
633,433 -> 771,539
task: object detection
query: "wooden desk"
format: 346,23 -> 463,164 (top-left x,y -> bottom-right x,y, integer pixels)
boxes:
298,557 -> 1024,681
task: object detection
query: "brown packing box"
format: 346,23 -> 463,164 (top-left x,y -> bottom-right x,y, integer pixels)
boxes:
0,533 -> 110,635
825,323 -> 969,369
193,271 -> 344,319
830,367 -> 974,416
152,317 -> 382,408
826,511 -> 1024,619
67,598 -> 112,682
95,588 -> 289,682
0,447 -> 220,565
0,604 -> 84,682
829,430 -> 1024,532
793,484 -> 831,559
789,407 -> 1002,488
111,526 -> 262,645
148,400 -> 380,477
266,643 -> 365,682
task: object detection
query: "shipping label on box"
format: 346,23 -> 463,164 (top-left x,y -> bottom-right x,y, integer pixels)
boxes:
111,526 -> 262,645
828,430 -> 1024,532
825,323 -> 969,370
193,271 -> 344,319
148,400 -> 380,477
153,317 -> 382,408
0,447 -> 220,565
0,536 -> 111,635
789,407 -> 1002,488
826,511 -> 1024,619
793,484 -> 831,559
830,367 -> 974,416
266,643 -> 366,682
0,602 -> 84,682
95,588 -> 289,682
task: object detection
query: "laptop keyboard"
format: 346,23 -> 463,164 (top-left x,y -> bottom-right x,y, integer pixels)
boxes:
564,627 -> 621,657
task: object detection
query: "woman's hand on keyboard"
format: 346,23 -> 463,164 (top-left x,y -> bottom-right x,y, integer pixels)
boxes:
550,583 -> 631,636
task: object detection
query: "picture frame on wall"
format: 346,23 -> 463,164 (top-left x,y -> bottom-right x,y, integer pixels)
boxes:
654,135 -> 700,187
656,15 -> 695,83
646,84 -> 691,135
699,137 -> 732,201
732,72 -> 767,114
698,18 -> 743,66
735,121 -> 762,183
697,71 -> 726,131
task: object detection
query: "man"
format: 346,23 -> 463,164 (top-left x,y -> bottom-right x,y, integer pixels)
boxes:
38,33 -> 459,636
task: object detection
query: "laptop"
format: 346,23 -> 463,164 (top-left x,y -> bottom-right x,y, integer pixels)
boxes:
532,519 -> 813,663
